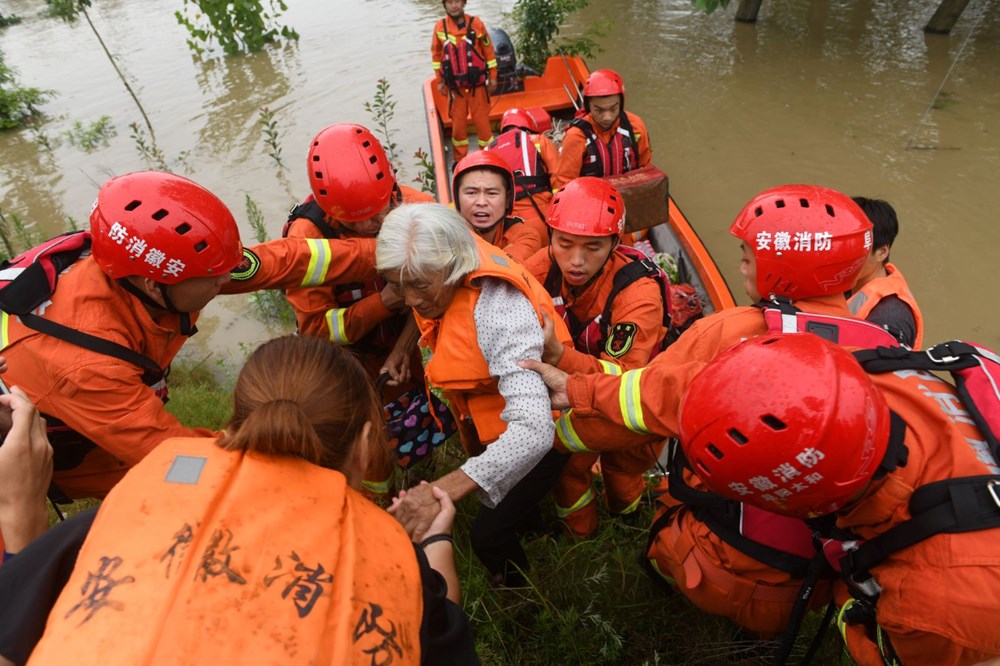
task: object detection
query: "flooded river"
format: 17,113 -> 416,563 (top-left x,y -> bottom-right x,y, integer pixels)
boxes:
1,0 -> 998,366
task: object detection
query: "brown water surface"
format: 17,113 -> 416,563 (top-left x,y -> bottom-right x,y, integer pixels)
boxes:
1,0 -> 998,364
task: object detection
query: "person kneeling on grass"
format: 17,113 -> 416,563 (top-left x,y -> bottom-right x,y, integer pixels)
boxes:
0,335 -> 478,666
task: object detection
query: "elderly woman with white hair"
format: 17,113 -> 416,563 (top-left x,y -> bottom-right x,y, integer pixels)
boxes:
379,203 -> 572,587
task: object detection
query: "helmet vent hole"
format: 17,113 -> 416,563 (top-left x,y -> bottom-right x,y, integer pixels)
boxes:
193,240 -> 208,253
707,444 -> 724,460
761,414 -> 787,431
151,209 -> 169,221
376,172 -> 385,180
174,222 -> 191,235
125,200 -> 142,211
695,461 -> 712,476
775,200 -> 785,209
362,140 -> 372,148
825,204 -> 835,217
754,206 -> 764,216
728,428 -> 749,445
318,189 -> 327,196
312,155 -> 320,162
369,156 -> 378,165
799,198 -> 810,208
314,171 -> 323,179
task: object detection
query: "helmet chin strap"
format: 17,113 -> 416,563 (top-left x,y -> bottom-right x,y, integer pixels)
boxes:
118,279 -> 198,336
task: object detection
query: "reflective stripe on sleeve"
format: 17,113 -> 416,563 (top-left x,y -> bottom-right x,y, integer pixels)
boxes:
598,359 -> 622,376
431,61 -> 442,70
486,59 -> 497,69
556,410 -> 592,453
619,368 -> 651,434
362,477 -> 392,495
302,238 -> 332,287
0,311 -> 9,350
325,308 -> 349,345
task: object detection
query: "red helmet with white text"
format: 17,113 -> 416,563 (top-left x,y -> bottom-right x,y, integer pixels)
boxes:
451,151 -> 515,217
679,334 -> 891,518
547,177 -> 625,237
500,107 -> 539,133
308,124 -> 397,223
729,184 -> 872,300
90,171 -> 242,284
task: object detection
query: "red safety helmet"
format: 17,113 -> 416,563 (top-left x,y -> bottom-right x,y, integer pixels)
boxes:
451,151 -> 515,217
679,333 -> 891,518
90,171 -> 242,284
730,184 -> 872,300
583,69 -> 625,110
547,177 -> 626,237
308,124 -> 397,224
500,107 -> 539,133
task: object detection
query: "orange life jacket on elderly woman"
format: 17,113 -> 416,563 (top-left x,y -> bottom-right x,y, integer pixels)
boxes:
28,437 -> 423,665
414,235 -> 572,449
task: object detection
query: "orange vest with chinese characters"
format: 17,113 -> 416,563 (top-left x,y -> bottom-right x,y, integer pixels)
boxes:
29,437 -> 422,665
415,235 -> 571,446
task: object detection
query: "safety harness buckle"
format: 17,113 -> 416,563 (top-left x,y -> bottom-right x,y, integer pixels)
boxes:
987,479 -> 1000,510
926,343 -> 961,364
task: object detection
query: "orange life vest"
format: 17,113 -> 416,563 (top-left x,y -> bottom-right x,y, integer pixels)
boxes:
29,437 -> 423,665
848,262 -> 924,349
415,236 -> 570,446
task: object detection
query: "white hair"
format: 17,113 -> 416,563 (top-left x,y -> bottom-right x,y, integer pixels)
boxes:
376,203 -> 480,284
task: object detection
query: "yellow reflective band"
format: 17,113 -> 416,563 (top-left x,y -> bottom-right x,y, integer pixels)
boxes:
556,411 -> 593,453
431,62 -> 442,70
0,311 -> 9,350
619,368 -> 650,434
836,599 -> 855,640
555,486 -> 596,518
452,137 -> 469,147
486,59 -> 497,68
617,494 -> 642,515
436,31 -> 447,40
362,477 -> 392,495
477,137 -> 492,147
326,308 -> 349,345
598,359 -> 622,376
446,35 -> 458,45
302,239 -> 332,287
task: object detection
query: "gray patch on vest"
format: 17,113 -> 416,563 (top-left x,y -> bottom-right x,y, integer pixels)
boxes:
490,254 -> 509,267
165,455 -> 207,484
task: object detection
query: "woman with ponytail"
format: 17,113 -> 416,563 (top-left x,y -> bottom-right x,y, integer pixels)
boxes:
0,336 -> 477,666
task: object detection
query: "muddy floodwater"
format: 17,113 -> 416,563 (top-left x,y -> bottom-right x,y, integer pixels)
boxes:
1,0 -> 998,368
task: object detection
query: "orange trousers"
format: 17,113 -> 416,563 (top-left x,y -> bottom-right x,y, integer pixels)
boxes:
451,86 -> 493,161
646,497 -> 832,638
553,441 -> 661,539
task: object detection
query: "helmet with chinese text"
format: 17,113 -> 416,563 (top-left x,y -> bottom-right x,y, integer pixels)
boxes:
90,171 -> 243,284
729,184 -> 872,300
678,333 -> 891,518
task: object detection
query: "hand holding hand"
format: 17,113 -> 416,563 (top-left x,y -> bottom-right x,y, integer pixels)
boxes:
389,481 -> 443,542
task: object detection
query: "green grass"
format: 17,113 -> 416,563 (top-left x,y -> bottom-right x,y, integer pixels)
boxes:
54,359 -> 849,664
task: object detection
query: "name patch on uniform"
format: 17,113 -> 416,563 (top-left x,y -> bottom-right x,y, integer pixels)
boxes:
230,248 -> 260,281
165,455 -> 207,484
606,322 -> 637,358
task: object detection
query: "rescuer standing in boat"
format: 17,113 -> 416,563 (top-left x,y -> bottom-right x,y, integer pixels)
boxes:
553,68 -> 653,190
432,0 -> 498,161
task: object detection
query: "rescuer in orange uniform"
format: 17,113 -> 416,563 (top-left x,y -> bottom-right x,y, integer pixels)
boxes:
522,185 -> 879,635
452,151 -> 544,262
522,177 -> 667,539
0,171 -> 382,502
378,203 -> 572,586
552,69 -> 653,190
678,334 -> 1000,666
432,0 -> 498,161
485,107 -> 560,240
0,336 -> 478,664
847,196 -> 923,349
